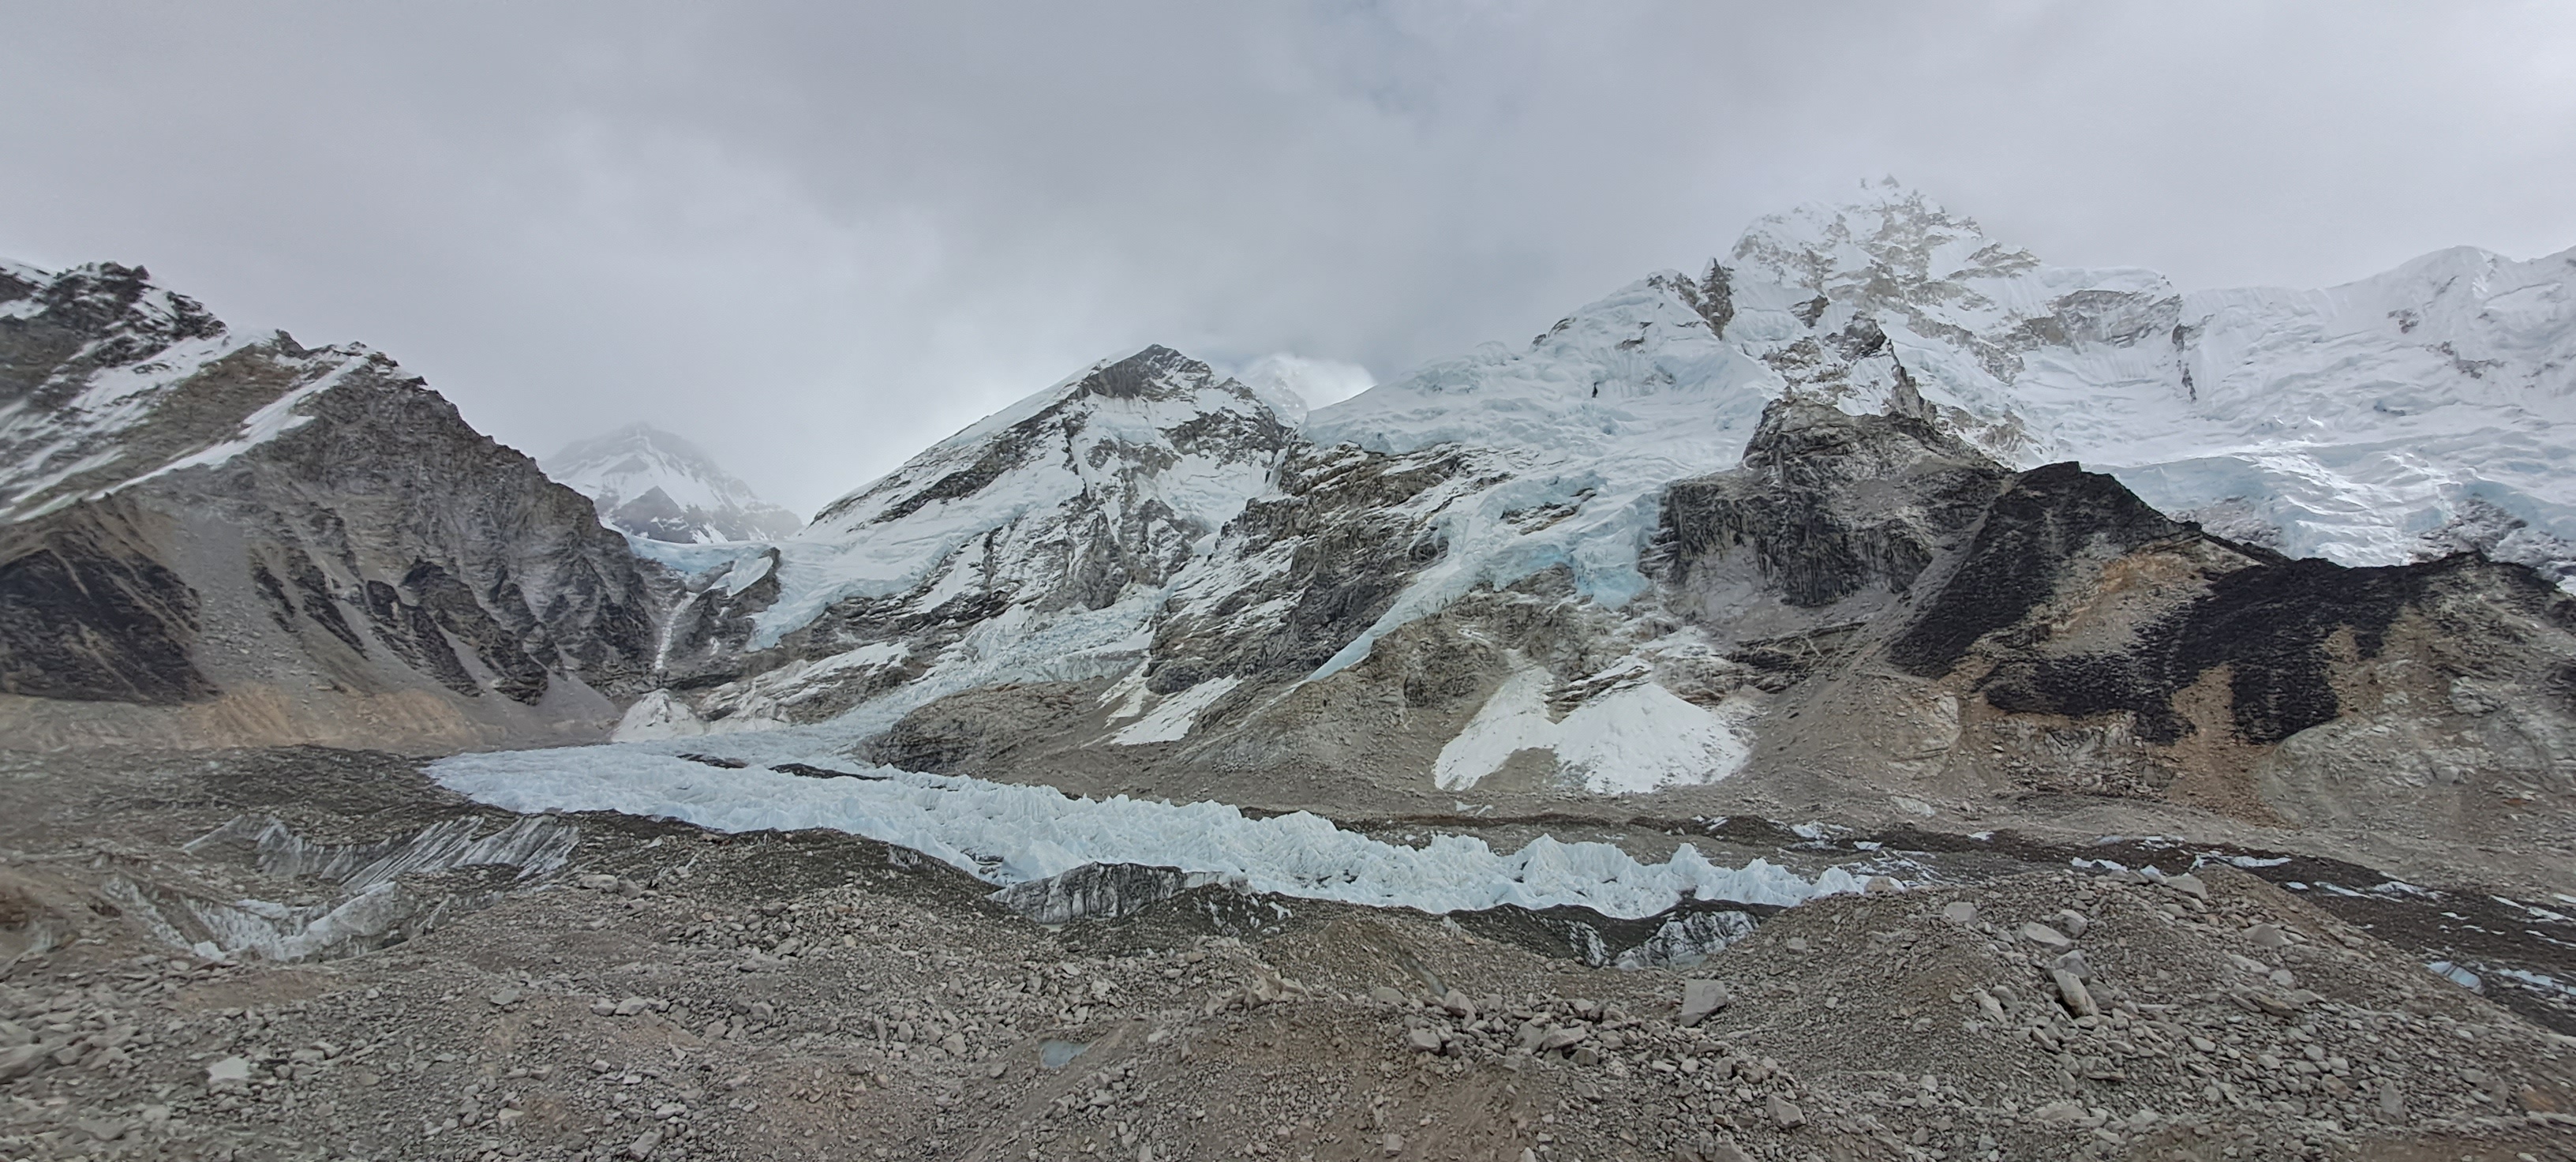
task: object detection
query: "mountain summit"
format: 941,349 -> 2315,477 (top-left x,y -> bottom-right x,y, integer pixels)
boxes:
543,423 -> 803,544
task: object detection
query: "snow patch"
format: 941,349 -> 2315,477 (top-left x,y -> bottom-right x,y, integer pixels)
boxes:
1434,668 -> 1556,790
1110,677 -> 1241,745
1434,665 -> 1752,794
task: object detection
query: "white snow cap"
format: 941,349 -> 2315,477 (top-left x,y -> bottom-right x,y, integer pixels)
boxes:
543,423 -> 803,543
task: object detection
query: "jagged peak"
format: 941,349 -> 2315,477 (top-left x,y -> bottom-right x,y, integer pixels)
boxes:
1071,343 -> 1213,401
0,260 -> 230,359
1727,178 -> 2042,298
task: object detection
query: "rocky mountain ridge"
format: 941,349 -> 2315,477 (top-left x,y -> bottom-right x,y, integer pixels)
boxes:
0,260 -> 661,749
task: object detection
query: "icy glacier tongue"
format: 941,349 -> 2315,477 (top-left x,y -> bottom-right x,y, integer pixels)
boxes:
427,747 -> 1865,918
543,423 -> 803,543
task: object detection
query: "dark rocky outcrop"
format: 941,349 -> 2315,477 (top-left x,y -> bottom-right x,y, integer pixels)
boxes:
1886,461 -> 2192,677
0,499 -> 211,703
1658,398 -> 2005,609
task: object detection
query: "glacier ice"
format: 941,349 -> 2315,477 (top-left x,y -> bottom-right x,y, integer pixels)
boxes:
429,748 -> 1866,919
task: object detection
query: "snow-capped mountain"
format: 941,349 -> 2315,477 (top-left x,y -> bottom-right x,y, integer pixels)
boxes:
543,424 -> 803,544
1723,182 -> 2576,576
0,260 -> 661,749
626,344 -> 1298,736
602,182 -> 2576,857
12,183 -> 2576,864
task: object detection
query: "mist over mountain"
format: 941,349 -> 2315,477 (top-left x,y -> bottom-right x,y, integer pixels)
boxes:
544,423 -> 805,544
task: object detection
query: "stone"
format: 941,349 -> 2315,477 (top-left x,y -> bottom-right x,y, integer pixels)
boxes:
0,1020 -> 30,1048
205,1055 -> 251,1089
2267,968 -> 2297,989
2019,922 -> 2074,952
1783,937 -> 1810,953
1380,1132 -> 1404,1156
1679,980 -> 1732,1026
2376,1081 -> 2406,1121
0,1044 -> 44,1081
2031,1099 -> 2087,1126
73,1118 -> 126,1142
1404,1029 -> 1443,1054
578,874 -> 620,890
2247,923 -> 2286,950
613,997 -> 652,1017
2050,950 -> 2093,980
2166,873 -> 2208,901
1765,1093 -> 1806,1129
2050,969 -> 2099,1018
2054,909 -> 2090,938
1440,989 -> 1476,1020
628,1129 -> 663,1158
1941,901 -> 1978,925
1863,876 -> 1901,894
1368,986 -> 1406,1006
487,988 -> 522,1007
1538,1024 -> 1590,1052
941,1032 -> 968,1057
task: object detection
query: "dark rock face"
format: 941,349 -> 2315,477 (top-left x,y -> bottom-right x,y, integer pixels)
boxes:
1659,399 -> 2005,609
1977,553 -> 2567,746
1076,344 -> 1200,401
1146,442 -> 1461,693
205,373 -> 663,702
0,499 -> 212,703
1886,461 -> 2188,677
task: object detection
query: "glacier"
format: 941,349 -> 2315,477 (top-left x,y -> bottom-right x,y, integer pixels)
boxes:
428,748 -> 1865,919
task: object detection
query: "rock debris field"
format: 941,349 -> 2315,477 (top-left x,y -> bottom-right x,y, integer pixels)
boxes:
0,748 -> 2570,1162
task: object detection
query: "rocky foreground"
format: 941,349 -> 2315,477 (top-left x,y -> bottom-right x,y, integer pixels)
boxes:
0,748 -> 2570,1162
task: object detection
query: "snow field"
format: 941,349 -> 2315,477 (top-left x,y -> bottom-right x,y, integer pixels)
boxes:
1433,663 -> 1753,794
428,748 -> 1867,918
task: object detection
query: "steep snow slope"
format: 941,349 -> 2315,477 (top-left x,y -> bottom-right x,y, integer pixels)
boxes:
543,424 -> 803,543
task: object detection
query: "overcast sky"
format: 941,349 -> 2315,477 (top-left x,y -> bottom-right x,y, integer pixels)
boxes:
5,3 -> 2572,514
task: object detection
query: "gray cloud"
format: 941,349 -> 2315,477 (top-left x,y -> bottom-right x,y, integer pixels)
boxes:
4,2 -> 2570,513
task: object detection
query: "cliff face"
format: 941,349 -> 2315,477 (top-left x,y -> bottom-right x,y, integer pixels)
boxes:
0,261 -> 662,749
